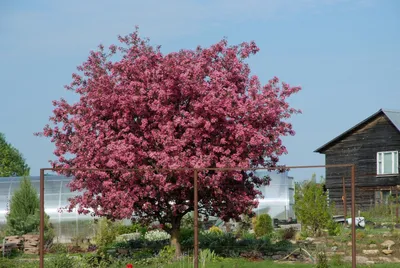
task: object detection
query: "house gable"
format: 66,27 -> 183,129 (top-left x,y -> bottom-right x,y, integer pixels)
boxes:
315,109 -> 400,154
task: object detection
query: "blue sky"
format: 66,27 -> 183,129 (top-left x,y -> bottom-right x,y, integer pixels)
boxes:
0,0 -> 399,181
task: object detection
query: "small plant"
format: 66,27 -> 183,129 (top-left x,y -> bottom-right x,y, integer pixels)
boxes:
115,232 -> 141,242
330,253 -> 344,266
208,226 -> 223,234
199,248 -> 216,268
158,245 -> 176,263
315,250 -> 329,268
94,218 -> 119,253
327,220 -> 342,236
356,231 -> 366,240
46,254 -> 75,268
281,227 -> 297,240
144,229 -> 171,241
48,243 -> 68,254
253,214 -> 273,237
294,176 -> 332,237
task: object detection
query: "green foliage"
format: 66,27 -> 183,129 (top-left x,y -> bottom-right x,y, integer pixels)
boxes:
208,226 -> 223,234
236,215 -> 252,237
253,214 -> 273,237
181,212 -> 203,229
94,218 -> 120,252
48,243 -> 69,254
200,248 -> 217,268
199,232 -> 237,256
315,250 -> 329,268
5,177 -> 54,244
46,254 -> 76,268
294,174 -> 332,236
115,222 -> 147,235
0,258 -> 18,268
159,245 -> 176,262
327,220 -> 342,236
0,133 -> 30,177
280,227 -> 297,240
361,203 -> 392,223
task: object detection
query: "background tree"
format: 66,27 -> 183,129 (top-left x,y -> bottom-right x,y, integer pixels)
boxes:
6,177 -> 54,244
294,174 -> 331,236
0,133 -> 30,176
37,28 -> 301,254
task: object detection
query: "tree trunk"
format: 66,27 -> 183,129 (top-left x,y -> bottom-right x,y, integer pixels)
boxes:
170,218 -> 182,257
170,227 -> 182,257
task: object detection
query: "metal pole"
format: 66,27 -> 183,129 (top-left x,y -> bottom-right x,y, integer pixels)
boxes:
343,177 -> 347,221
40,169 -> 45,268
351,165 -> 356,268
396,187 -> 399,224
193,169 -> 199,268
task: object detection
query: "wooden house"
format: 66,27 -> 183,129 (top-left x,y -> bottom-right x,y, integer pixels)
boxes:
315,109 -> 400,212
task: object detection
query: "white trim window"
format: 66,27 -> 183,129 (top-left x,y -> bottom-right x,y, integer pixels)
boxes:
377,151 -> 399,175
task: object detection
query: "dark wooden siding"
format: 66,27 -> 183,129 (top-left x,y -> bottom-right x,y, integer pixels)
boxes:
322,114 -> 400,212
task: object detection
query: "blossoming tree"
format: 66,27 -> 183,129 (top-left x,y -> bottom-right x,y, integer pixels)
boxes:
38,28 -> 301,254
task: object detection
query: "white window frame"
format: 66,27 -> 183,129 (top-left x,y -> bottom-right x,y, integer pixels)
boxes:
377,151 -> 399,175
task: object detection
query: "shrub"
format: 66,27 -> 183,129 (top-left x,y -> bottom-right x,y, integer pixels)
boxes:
116,223 -> 147,236
294,175 -> 332,237
327,220 -> 342,236
5,177 -> 54,245
144,229 -> 170,241
46,254 -> 75,268
115,232 -> 141,242
94,218 -> 119,252
199,232 -> 237,256
253,214 -> 273,237
208,226 -> 223,234
236,215 -> 252,237
0,258 -> 18,268
48,243 -> 68,254
316,251 -> 329,268
281,227 -> 297,240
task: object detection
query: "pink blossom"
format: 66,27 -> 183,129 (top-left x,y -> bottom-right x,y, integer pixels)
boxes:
37,27 -> 301,233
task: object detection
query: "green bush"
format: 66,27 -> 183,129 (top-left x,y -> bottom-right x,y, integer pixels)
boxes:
0,258 -> 18,268
281,227 -> 297,240
253,214 -> 273,237
294,175 -> 332,237
327,220 -> 342,236
316,251 -> 329,268
46,254 -> 76,268
48,243 -> 69,254
199,232 -> 237,257
5,177 -> 54,245
94,218 -> 120,252
115,223 -> 147,236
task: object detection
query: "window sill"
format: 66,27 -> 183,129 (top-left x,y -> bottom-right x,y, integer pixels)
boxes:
376,174 -> 399,178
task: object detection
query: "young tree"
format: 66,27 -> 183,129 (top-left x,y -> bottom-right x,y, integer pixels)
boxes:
294,174 -> 331,236
0,133 -> 30,176
6,177 -> 53,243
37,28 -> 301,254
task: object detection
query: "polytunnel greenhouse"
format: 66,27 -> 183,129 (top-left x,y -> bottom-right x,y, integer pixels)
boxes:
0,175 -> 99,242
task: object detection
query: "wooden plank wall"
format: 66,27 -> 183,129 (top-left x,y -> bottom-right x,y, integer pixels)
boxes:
322,114 -> 400,211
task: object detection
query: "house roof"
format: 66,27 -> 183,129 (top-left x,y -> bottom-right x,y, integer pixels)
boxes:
314,109 -> 400,153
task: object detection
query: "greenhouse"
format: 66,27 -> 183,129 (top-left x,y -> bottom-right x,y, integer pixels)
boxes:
0,175 -> 98,242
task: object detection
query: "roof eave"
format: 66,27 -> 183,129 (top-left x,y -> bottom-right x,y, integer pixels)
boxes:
314,109 -> 384,154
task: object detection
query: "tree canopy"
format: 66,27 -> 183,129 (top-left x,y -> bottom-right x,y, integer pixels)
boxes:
0,133 -> 30,176
38,28 -> 301,253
